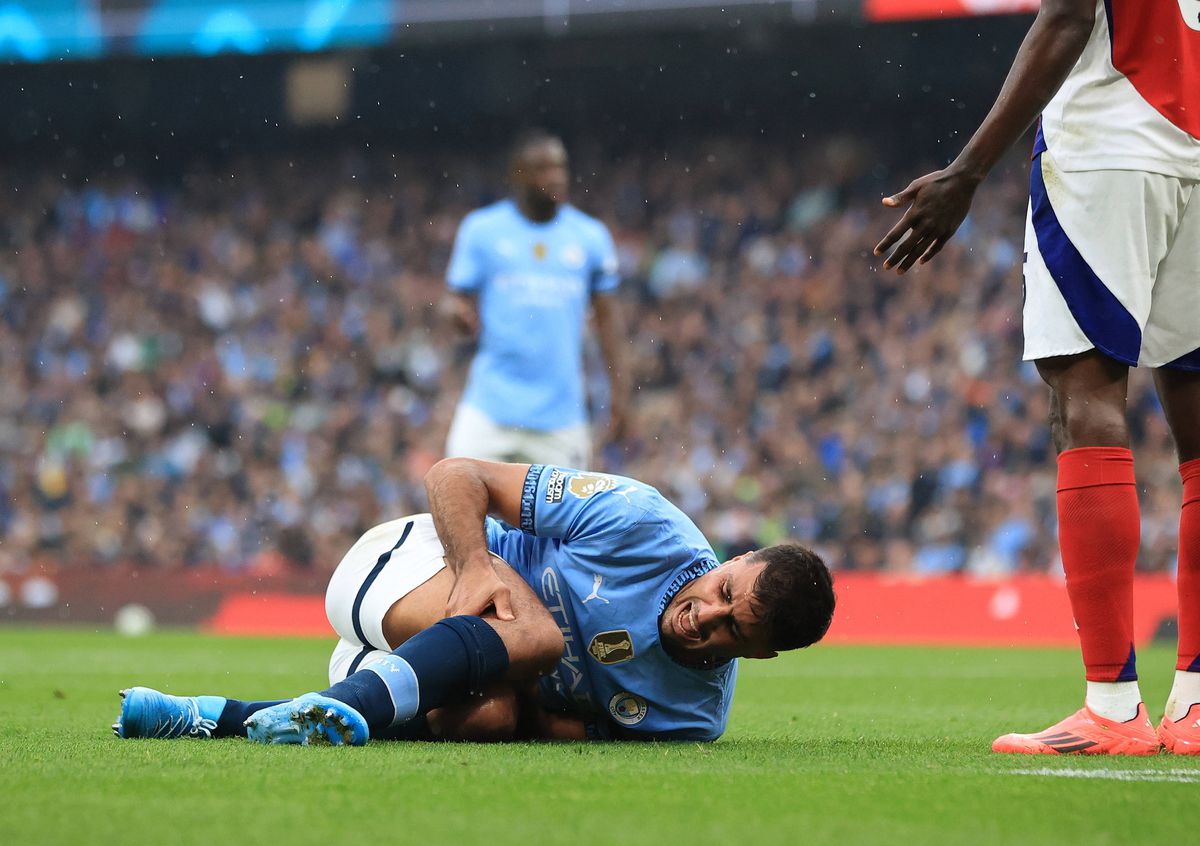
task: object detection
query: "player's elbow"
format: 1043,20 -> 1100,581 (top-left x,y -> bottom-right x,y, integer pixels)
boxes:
425,456 -> 476,488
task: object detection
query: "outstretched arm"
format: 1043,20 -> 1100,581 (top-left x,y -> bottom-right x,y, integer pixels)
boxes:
424,458 -> 530,619
875,0 -> 1096,273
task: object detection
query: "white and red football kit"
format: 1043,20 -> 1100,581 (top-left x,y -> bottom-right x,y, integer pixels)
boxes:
1024,0 -> 1200,369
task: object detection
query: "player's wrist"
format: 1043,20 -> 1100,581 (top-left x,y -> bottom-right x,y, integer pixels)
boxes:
948,151 -> 991,188
456,549 -> 496,576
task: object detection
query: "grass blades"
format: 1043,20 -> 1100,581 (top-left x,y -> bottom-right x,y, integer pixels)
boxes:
1,629 -> 1196,846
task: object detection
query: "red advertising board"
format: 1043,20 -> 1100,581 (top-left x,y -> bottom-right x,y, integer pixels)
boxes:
827,573 -> 1178,646
1,569 -> 1180,647
205,591 -> 333,637
204,574 -> 1180,647
865,0 -> 1040,21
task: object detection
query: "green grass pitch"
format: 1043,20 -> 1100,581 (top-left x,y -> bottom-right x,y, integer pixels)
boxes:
2,629 -> 1196,846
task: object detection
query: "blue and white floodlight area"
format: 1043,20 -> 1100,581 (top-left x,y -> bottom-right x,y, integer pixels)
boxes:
0,0 -> 394,62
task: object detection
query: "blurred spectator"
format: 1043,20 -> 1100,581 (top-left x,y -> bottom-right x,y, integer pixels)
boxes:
0,137 -> 1182,576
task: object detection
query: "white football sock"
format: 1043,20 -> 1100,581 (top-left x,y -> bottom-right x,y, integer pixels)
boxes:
1165,670 -> 1200,722
1085,680 -> 1142,722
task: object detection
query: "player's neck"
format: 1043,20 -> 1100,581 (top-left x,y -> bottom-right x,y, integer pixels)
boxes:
515,196 -> 560,224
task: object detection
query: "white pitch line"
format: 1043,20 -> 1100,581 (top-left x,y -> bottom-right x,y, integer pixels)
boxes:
1009,768 -> 1200,784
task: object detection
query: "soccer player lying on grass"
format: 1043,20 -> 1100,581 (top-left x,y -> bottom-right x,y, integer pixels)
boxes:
113,459 -> 835,743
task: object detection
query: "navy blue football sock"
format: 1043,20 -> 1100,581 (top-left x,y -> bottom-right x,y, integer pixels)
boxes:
318,668 -> 396,728
321,615 -> 510,732
214,698 -> 289,737
375,715 -> 433,742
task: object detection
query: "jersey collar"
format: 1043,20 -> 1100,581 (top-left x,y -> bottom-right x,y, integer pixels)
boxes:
655,557 -> 733,672
655,557 -> 720,619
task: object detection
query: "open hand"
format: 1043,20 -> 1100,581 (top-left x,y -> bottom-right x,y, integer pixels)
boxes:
874,167 -> 979,274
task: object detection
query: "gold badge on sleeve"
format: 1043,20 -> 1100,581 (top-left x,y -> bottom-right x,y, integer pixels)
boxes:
567,473 -> 619,499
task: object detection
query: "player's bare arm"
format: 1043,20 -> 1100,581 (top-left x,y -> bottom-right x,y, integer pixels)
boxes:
440,290 -> 480,336
590,291 -> 631,446
875,0 -> 1096,273
424,457 -> 530,619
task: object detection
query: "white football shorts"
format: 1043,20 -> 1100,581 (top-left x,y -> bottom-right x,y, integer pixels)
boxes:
445,401 -> 590,468
1023,150 -> 1200,369
324,514 -> 447,685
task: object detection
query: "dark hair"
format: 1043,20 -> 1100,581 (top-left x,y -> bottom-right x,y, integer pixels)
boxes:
750,543 -> 835,651
509,128 -> 563,166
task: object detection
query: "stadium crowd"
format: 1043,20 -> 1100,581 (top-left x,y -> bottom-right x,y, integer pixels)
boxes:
0,137 -> 1185,577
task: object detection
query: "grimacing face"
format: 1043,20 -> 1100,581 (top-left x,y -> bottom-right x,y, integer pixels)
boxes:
658,555 -> 778,665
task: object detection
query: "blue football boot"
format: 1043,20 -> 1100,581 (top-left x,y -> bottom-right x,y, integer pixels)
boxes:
113,687 -> 220,739
243,693 -> 369,746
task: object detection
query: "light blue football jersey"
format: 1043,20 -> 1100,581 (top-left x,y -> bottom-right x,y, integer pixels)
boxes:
447,200 -> 619,431
484,464 -> 737,741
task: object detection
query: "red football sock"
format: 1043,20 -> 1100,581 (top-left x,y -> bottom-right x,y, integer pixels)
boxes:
1057,447 -> 1140,682
1177,459 -> 1200,673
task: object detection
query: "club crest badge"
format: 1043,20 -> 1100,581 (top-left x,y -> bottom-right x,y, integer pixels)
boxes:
608,691 -> 648,726
532,241 -> 548,260
588,630 -> 634,665
560,243 -> 586,269
567,473 -> 619,499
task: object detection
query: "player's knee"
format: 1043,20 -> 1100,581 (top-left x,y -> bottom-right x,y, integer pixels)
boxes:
531,622 -> 565,674
1038,354 -> 1130,451
1043,382 -> 1127,451
488,560 -> 564,673
1056,398 -> 1128,450
516,611 -> 565,676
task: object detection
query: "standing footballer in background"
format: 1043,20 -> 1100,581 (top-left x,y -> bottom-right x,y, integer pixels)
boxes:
442,130 -> 629,468
876,1 -> 1200,755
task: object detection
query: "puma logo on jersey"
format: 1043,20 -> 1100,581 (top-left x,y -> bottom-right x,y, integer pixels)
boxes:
583,574 -> 609,604
611,486 -> 638,504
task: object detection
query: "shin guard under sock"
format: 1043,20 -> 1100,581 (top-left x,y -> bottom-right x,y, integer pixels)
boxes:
321,615 -> 510,733
1057,447 -> 1140,683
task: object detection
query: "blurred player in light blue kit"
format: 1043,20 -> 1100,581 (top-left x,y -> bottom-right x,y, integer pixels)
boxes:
442,130 -> 628,467
114,459 -> 835,743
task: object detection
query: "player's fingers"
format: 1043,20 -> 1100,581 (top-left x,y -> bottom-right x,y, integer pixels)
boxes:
446,592 -> 482,618
492,587 -> 515,621
882,228 -> 925,270
919,238 -> 947,264
896,235 -> 935,274
874,210 -> 917,256
881,179 -> 919,208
